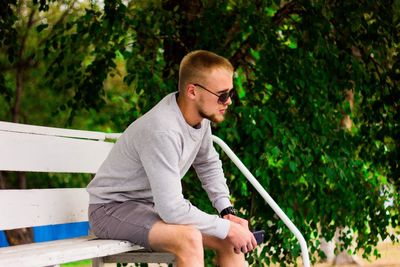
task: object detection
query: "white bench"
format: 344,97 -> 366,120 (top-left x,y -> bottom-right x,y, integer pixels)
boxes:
0,121 -> 176,267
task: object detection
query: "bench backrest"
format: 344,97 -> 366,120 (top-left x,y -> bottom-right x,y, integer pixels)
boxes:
0,121 -> 118,231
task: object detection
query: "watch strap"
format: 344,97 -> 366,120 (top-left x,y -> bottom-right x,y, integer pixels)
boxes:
220,206 -> 237,217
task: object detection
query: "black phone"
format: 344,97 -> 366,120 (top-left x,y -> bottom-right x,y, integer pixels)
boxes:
253,230 -> 265,245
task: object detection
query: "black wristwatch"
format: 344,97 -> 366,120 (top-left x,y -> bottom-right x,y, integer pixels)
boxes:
220,206 -> 237,217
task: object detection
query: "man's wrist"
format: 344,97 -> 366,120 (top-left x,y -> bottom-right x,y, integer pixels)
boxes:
220,206 -> 237,217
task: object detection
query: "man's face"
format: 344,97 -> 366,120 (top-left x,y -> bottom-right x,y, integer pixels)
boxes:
195,68 -> 234,124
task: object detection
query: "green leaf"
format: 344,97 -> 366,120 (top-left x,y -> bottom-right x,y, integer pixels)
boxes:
289,161 -> 297,172
36,23 -> 48,33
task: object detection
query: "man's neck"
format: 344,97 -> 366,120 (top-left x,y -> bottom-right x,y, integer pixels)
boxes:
176,93 -> 202,127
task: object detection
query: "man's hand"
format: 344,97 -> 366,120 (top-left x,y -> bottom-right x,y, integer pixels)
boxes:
225,217 -> 257,254
223,214 -> 249,230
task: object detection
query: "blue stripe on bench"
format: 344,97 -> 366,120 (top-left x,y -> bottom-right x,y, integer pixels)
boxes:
0,231 -> 8,247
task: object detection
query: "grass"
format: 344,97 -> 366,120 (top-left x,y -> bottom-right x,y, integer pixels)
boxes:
61,259 -> 91,267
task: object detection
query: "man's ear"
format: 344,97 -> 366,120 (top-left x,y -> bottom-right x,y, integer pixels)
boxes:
186,84 -> 196,100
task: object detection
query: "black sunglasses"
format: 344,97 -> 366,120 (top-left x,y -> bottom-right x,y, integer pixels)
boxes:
193,83 -> 234,104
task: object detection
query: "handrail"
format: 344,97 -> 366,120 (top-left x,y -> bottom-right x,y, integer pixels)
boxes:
212,135 -> 310,267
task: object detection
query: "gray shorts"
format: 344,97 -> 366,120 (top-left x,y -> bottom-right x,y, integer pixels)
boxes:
88,200 -> 161,250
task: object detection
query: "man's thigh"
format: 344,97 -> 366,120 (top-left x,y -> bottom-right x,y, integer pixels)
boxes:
89,200 -> 160,250
149,223 -> 233,252
148,222 -> 245,266
148,221 -> 202,253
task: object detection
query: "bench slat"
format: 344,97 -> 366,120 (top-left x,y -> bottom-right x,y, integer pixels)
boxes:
0,189 -> 89,230
0,131 -> 114,173
0,236 -> 141,267
0,121 -> 107,140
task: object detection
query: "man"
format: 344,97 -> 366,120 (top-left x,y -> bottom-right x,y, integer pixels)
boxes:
87,50 -> 257,266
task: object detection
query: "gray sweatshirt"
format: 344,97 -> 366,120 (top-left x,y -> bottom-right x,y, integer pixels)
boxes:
87,92 -> 231,239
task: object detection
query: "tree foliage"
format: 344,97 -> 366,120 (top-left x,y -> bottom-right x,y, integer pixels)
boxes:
1,0 -> 399,265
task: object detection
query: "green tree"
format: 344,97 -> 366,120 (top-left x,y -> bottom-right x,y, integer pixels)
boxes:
0,0 -> 399,265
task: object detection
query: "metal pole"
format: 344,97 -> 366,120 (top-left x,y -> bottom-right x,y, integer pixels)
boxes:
212,135 -> 310,267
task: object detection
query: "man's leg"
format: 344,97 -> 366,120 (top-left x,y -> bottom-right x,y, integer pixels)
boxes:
90,202 -> 204,266
203,234 -> 245,267
148,221 -> 204,267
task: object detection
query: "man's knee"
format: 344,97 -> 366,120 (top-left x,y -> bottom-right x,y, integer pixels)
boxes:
177,225 -> 203,251
169,225 -> 204,266
149,222 -> 203,256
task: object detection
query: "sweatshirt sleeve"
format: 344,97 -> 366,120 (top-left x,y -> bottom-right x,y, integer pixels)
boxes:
136,130 -> 230,239
192,124 -> 232,213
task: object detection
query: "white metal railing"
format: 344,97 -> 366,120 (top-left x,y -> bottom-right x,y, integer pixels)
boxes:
212,135 -> 310,267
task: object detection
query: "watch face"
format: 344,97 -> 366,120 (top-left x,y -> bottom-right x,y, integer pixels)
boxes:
228,207 -> 236,214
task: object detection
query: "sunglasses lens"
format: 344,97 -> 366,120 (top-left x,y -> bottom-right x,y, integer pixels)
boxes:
218,90 -> 234,103
218,94 -> 227,103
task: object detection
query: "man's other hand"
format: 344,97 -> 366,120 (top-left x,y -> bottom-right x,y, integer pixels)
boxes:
225,219 -> 257,254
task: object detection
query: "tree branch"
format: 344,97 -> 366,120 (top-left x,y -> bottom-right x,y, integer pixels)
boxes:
38,0 -> 78,47
272,1 -> 304,26
12,8 -> 35,123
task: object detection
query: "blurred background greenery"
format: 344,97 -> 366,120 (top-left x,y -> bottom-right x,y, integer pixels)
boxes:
0,0 -> 399,265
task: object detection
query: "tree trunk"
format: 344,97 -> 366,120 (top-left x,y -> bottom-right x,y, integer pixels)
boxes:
3,5 -> 35,246
161,0 -> 203,79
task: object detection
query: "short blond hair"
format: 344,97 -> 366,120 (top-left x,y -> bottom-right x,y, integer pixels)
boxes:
178,50 -> 234,92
